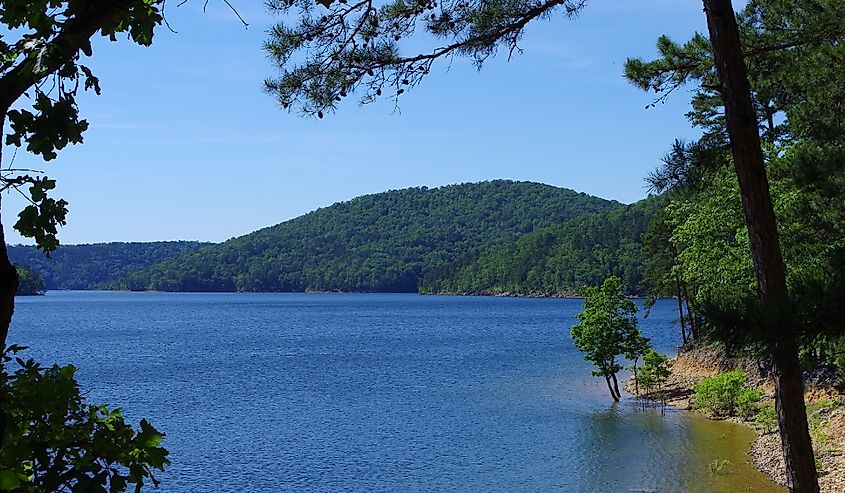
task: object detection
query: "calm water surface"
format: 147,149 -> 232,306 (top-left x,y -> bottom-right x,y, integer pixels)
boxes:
12,292 -> 783,492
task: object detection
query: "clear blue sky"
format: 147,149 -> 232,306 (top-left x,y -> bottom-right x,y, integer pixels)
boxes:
3,0 -> 712,245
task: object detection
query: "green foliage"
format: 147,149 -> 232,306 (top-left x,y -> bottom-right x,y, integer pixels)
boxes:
8,241 -> 209,290
13,264 -> 45,296
736,387 -> 763,420
658,146 -> 845,347
754,404 -> 778,433
693,370 -> 758,418
0,345 -> 169,491
708,458 -> 731,475
422,195 -> 663,295
116,181 -> 619,292
807,400 -> 838,447
570,276 -> 649,400
636,349 -> 671,396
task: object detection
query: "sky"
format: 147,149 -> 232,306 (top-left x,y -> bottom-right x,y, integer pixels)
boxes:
2,0 -> 712,245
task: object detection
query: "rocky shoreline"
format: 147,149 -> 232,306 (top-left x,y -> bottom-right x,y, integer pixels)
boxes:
629,342 -> 845,492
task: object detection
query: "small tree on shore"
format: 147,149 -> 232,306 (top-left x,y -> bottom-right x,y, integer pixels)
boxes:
571,276 -> 648,402
636,349 -> 672,413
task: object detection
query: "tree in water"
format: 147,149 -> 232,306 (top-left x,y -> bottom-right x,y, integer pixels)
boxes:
636,349 -> 672,413
570,276 -> 648,402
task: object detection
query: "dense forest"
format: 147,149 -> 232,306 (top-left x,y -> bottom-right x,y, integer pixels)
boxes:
7,241 -> 209,290
421,196 -> 663,295
114,181 -> 620,292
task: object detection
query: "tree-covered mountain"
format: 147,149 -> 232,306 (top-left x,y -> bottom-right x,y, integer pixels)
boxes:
115,181 -> 622,292
420,196 -> 664,296
7,241 -> 209,290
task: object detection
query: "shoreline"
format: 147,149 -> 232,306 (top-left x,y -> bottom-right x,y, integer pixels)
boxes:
627,342 -> 845,492
422,290 -> 584,298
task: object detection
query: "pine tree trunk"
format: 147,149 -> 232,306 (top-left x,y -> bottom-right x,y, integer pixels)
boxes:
702,1 -> 819,491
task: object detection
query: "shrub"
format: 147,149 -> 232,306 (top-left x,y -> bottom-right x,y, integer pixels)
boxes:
0,345 -> 169,491
754,404 -> 778,433
807,400 -> 837,447
693,370 -> 756,418
736,387 -> 763,419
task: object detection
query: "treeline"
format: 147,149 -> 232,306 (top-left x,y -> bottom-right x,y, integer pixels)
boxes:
421,196 -> 663,295
7,241 -> 209,290
114,181 -> 619,292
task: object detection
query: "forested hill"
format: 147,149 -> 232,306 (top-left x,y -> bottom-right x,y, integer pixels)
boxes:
7,241 -> 209,290
115,181 -> 621,292
420,196 -> 664,296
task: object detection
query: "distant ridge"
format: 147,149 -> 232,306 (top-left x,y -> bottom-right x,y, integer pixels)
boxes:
115,180 -> 621,292
7,241 -> 209,290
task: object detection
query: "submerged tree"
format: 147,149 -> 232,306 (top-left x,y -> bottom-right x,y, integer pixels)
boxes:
570,276 -> 648,402
637,349 -> 671,410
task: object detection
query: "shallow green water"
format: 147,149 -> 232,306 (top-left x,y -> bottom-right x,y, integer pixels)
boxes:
592,405 -> 786,493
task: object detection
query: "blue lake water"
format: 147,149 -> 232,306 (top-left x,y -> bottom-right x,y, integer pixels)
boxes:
11,292 -> 783,492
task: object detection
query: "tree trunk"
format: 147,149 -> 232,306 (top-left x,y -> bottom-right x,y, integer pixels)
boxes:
632,359 -> 640,395
0,118 -> 17,349
675,276 -> 688,345
605,375 -> 619,402
611,373 -> 621,401
702,1 -> 819,491
0,215 -> 17,350
773,336 -> 819,492
0,195 -> 12,451
681,283 -> 697,340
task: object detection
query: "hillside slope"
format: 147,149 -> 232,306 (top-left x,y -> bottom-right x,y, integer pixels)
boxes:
116,181 -> 620,292
420,196 -> 663,295
7,241 -> 209,290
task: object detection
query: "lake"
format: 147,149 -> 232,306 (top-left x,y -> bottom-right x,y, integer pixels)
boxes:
11,292 -> 783,492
